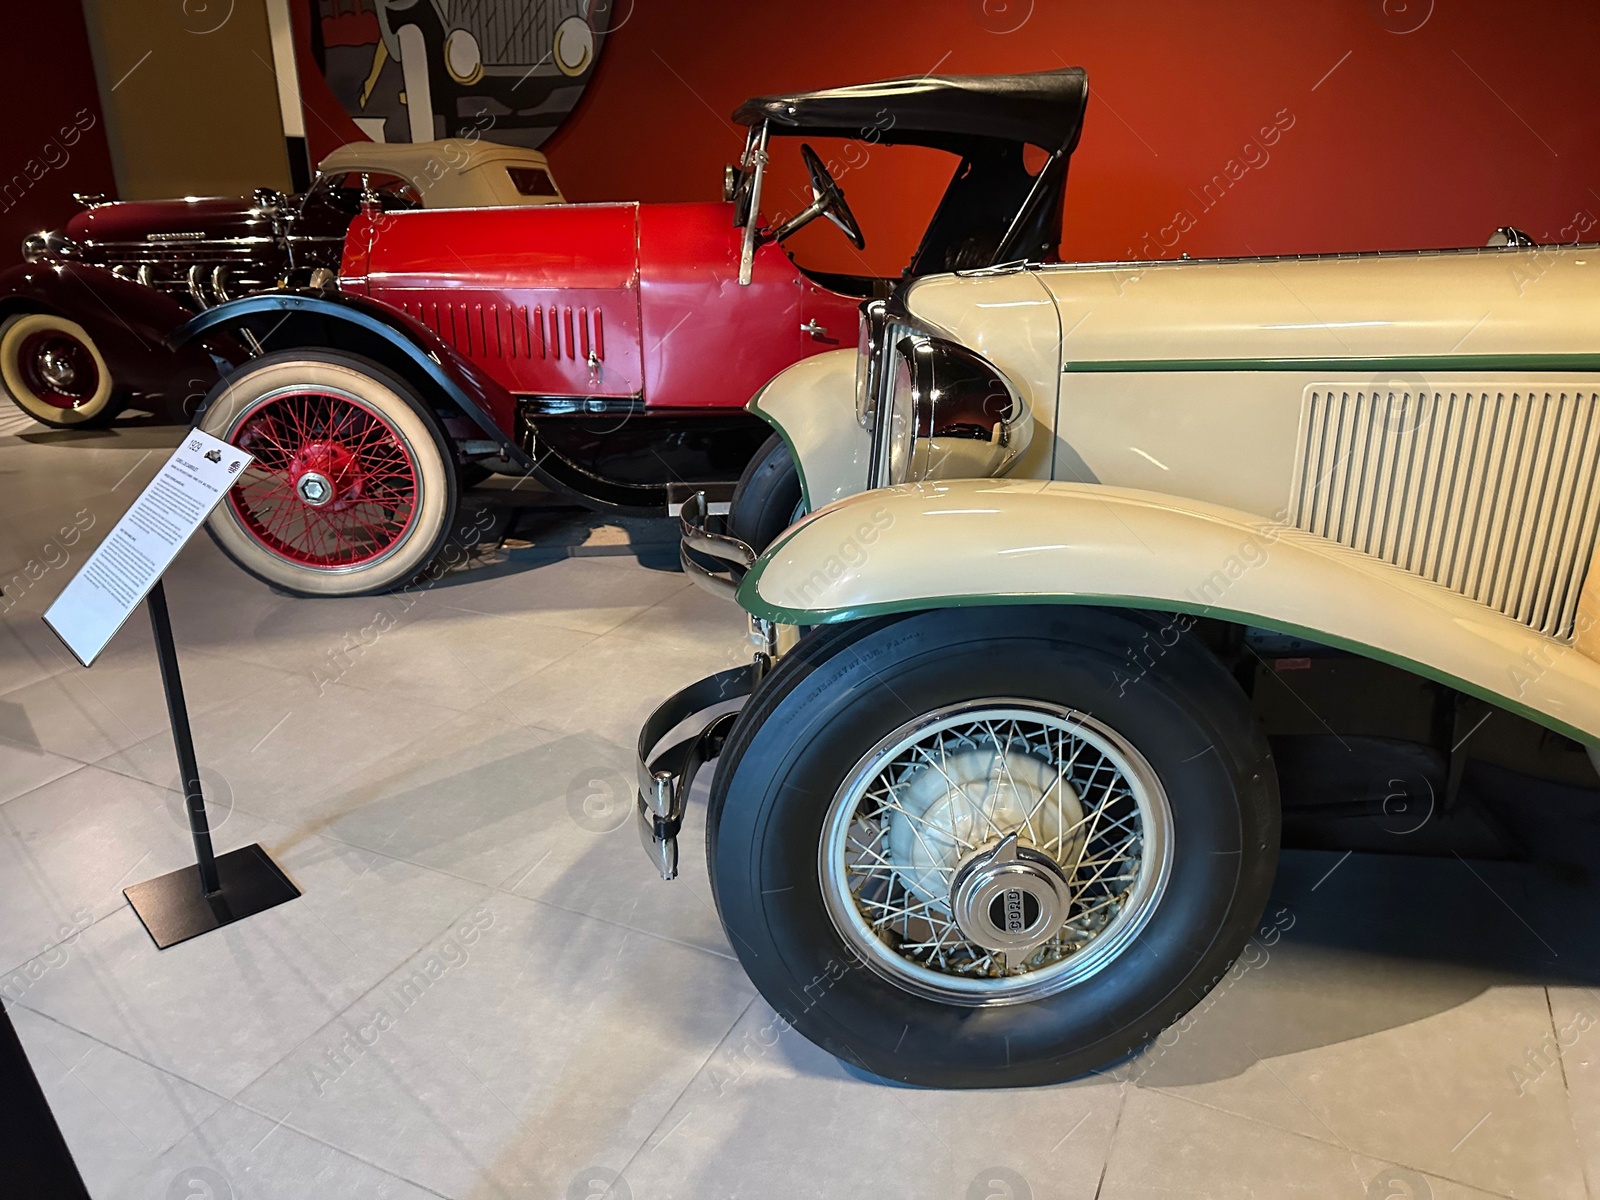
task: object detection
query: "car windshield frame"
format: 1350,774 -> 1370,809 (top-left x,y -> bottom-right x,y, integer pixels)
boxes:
729,67 -> 1089,286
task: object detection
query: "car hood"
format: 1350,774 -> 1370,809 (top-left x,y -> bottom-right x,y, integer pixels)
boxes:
62,197 -> 289,248
904,247 -> 1600,370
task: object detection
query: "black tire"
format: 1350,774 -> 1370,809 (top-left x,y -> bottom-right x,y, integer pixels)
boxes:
457,462 -> 494,490
197,350 -> 459,598
707,605 -> 1280,1087
728,433 -> 804,553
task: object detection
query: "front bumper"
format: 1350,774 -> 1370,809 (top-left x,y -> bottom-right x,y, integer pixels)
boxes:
675,491 -> 756,600
635,659 -> 764,879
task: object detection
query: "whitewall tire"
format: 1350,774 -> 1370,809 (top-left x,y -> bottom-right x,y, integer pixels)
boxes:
197,351 -> 457,597
0,313 -> 119,428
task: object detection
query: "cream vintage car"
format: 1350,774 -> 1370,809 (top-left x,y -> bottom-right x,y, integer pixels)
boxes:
635,232 -> 1600,1088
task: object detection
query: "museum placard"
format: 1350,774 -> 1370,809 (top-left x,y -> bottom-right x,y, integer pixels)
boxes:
43,430 -> 251,667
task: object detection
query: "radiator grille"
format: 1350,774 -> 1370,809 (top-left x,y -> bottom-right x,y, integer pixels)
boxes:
1291,387 -> 1600,640
447,0 -> 587,68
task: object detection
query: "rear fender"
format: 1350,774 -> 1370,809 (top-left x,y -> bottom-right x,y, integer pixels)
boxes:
171,291 -> 530,467
740,479 -> 1600,745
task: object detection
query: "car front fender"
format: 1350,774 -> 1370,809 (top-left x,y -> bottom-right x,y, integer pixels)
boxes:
0,262 -> 215,397
171,291 -> 529,467
738,478 -> 1600,744
747,347 -> 866,511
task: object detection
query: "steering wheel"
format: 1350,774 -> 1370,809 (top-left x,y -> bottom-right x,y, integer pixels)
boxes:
800,143 -> 865,250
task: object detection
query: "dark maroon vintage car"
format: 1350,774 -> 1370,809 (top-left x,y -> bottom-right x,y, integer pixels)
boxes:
176,70 -> 1086,598
0,140 -> 564,428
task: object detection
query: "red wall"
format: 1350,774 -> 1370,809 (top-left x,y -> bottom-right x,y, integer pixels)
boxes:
542,0 -> 1600,273
0,3 -> 116,255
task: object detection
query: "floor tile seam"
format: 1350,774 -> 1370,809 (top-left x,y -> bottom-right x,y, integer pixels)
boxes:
219,895 -> 505,1105
290,669 -> 504,714
611,992 -> 763,1187
315,620 -> 611,710
298,706 -> 577,808
178,1091 -> 457,1200
1141,1084 -> 1521,1198
1087,1084 -> 1125,1200
0,757 -> 93,810
0,646 -> 76,701
605,575 -> 715,644
420,617 -> 619,717
1545,985 -> 1599,1200
41,635 -> 262,714
501,891 -> 743,966
77,737 -> 613,910
434,599 -> 640,641
7,996 -> 244,1161
585,615 -> 748,659
0,892 -> 136,981
4,935 -> 370,1111
82,701 -> 572,829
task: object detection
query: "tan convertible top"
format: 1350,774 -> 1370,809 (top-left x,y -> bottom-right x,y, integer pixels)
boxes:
315,139 -> 563,209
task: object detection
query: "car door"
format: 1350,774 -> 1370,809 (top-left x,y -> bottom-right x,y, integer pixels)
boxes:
635,202 -> 802,409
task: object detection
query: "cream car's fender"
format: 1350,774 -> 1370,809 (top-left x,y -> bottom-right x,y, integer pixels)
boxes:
738,478 -> 1600,744
747,348 -> 866,510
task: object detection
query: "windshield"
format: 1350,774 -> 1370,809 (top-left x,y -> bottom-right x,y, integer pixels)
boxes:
302,171 -> 424,219
759,136 -> 960,280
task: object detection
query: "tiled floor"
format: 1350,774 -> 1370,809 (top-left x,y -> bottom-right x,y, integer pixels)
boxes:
3,409 -> 1600,1199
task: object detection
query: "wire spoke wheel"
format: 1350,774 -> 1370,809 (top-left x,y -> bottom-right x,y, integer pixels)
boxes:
713,608 -> 1278,1085
820,699 -> 1174,1005
226,386 -> 421,571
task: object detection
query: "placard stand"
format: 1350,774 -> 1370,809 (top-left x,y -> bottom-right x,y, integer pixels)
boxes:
43,430 -> 300,949
120,579 -> 300,949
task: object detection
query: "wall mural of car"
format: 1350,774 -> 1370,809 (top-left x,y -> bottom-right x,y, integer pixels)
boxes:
0,138 -> 565,429
317,0 -> 615,147
636,104 -> 1600,1086
173,69 -> 1087,598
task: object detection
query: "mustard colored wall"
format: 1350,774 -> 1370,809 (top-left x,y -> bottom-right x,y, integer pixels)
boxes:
80,0 -> 291,200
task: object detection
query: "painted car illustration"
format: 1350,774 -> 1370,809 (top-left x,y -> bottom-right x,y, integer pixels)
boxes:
1,138 -> 565,429
321,0 -> 615,147
634,166 -> 1600,1084
173,69 -> 1087,597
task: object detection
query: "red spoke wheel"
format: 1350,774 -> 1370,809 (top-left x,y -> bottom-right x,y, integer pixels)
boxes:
198,352 -> 457,597
0,313 -> 119,428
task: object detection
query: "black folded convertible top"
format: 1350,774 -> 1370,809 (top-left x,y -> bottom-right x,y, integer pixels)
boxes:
732,67 -> 1089,153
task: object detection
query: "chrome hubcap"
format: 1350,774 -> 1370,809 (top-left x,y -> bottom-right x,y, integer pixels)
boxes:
949,833 -> 1075,955
820,700 -> 1174,1005
296,471 -> 333,506
37,349 -> 76,389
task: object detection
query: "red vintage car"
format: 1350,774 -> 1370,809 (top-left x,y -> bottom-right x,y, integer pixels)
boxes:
177,70 -> 1086,597
1,139 -> 564,429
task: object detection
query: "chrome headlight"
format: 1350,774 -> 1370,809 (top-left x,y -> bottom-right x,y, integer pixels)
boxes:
855,299 -> 887,428
882,334 -> 1032,485
21,231 -> 77,263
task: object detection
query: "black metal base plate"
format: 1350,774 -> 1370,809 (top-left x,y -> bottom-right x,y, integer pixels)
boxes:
124,844 -> 300,950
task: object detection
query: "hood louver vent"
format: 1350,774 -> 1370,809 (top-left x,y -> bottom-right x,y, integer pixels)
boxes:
1292,386 -> 1600,641
400,300 -> 605,364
